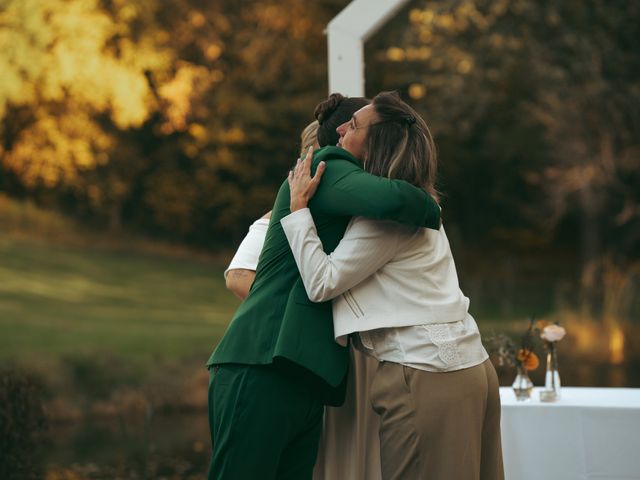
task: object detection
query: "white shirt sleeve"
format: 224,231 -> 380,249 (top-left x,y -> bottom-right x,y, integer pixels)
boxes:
224,218 -> 270,278
280,208 -> 408,302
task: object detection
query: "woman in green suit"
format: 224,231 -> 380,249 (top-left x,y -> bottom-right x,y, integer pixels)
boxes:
222,94 -> 383,480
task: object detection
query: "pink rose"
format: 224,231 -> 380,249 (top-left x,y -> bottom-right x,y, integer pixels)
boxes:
542,324 -> 566,342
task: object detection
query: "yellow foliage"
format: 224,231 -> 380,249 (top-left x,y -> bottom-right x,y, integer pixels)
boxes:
3,108 -> 114,187
219,127 -> 246,145
386,47 -> 406,62
408,83 -> 427,100
206,44 -> 222,61
457,58 -> 474,74
406,47 -> 432,61
188,123 -> 208,141
409,9 -> 423,24
255,4 -> 289,31
419,29 -> 433,43
436,14 -> 456,30
159,62 -> 212,133
190,11 -> 206,28
0,0 -> 171,128
0,0 -> 205,191
609,326 -> 625,365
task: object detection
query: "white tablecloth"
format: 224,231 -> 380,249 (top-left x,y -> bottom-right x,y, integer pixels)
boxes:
499,387 -> 640,480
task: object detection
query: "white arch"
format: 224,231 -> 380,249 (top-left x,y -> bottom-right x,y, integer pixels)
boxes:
327,0 -> 412,96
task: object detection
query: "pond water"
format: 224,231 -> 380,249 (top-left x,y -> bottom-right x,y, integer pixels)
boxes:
45,411 -> 211,479
43,362 -> 639,479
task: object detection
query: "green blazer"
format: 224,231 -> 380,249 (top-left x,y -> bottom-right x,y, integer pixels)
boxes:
208,146 -> 440,404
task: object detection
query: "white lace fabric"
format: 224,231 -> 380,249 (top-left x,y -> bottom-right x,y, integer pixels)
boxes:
355,314 -> 488,373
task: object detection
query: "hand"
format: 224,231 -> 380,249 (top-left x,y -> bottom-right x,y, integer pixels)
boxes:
288,146 -> 325,212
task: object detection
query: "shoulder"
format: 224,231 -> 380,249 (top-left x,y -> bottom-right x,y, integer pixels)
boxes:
313,146 -> 360,167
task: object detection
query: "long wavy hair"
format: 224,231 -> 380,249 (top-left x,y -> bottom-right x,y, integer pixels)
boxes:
365,91 -> 439,202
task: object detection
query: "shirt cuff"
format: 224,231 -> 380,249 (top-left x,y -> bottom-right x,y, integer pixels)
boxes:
250,217 -> 270,231
280,208 -> 314,233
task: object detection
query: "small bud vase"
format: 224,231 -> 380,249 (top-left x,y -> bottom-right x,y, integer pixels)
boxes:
512,365 -> 533,401
540,342 -> 561,402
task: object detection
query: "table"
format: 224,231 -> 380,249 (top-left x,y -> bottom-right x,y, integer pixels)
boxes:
499,387 -> 640,480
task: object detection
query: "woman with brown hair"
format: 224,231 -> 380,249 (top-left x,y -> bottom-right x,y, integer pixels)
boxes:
283,91 -> 504,480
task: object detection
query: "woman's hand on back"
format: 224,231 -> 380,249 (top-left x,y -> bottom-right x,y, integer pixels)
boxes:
288,146 -> 325,212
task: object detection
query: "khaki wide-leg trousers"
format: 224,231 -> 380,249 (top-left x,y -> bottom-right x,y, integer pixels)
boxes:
370,359 -> 504,480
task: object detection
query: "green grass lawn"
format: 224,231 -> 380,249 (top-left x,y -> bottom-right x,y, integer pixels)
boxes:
0,235 -> 550,364
0,239 -> 240,363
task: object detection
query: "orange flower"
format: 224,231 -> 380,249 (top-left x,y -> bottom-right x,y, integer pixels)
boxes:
525,352 -> 539,371
517,349 -> 540,371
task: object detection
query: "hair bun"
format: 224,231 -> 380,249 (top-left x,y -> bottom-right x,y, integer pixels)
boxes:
314,93 -> 345,125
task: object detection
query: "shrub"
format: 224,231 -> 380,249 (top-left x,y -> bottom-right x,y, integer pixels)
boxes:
0,367 -> 48,480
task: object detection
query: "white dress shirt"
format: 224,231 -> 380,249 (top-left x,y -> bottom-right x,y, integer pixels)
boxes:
281,208 -> 488,372
224,217 -> 269,278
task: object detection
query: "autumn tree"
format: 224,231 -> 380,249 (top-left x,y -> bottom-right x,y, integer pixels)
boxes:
0,0 -> 172,229
366,0 -> 640,319
0,0 -> 349,241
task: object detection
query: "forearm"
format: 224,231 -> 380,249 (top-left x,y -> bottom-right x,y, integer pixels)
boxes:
223,213 -> 270,299
281,213 -> 344,302
281,209 -> 400,302
225,269 -> 256,300
309,158 -> 440,229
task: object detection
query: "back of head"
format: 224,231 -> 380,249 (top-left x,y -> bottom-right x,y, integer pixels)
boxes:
315,93 -> 369,147
366,91 -> 438,201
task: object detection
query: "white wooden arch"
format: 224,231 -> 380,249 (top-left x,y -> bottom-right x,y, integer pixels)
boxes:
327,0 -> 412,97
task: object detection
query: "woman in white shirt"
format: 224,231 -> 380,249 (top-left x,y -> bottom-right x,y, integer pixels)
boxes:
283,91 -> 504,480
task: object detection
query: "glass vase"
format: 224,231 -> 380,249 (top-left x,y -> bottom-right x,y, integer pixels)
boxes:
512,365 -> 533,401
540,342 -> 561,402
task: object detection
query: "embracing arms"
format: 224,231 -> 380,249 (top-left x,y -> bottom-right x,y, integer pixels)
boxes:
282,147 -> 420,302
302,146 -> 440,229
281,209 -> 405,302
225,211 -> 271,299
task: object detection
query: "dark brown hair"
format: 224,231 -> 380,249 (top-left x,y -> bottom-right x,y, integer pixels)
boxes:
366,91 -> 438,201
315,93 -> 369,147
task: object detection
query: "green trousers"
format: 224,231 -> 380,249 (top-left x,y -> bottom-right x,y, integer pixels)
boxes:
207,363 -> 324,480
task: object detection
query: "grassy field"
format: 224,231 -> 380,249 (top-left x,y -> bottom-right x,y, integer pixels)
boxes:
0,194 -> 240,366
0,239 -> 239,363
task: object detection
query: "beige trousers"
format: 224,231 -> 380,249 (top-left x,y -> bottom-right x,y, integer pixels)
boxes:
313,346 -> 382,480
370,359 -> 504,480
